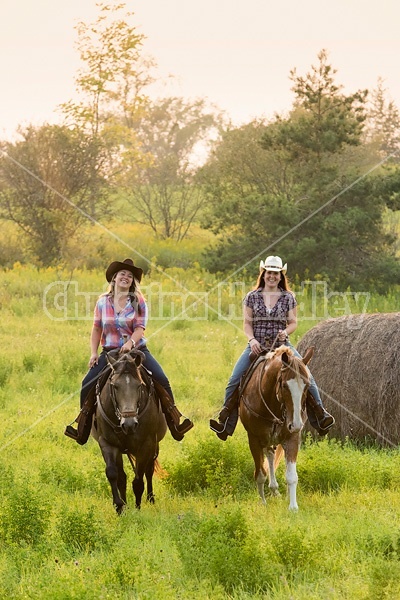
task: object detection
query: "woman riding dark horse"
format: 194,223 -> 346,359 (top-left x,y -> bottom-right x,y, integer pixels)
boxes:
65,258 -> 193,444
210,255 -> 334,439
93,349 -> 168,511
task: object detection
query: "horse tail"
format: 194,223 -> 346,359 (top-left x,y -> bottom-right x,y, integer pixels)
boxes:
127,453 -> 136,471
154,458 -> 168,480
274,444 -> 285,470
127,453 -> 168,479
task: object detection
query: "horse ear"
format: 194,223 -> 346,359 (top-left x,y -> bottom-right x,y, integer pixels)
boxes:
302,346 -> 314,366
281,352 -> 289,367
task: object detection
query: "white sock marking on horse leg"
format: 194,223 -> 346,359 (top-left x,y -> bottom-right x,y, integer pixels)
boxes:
286,461 -> 299,511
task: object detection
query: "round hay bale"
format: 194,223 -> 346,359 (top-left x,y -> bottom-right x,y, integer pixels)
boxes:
297,313 -> 400,446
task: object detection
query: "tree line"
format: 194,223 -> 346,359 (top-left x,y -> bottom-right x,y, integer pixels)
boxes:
0,3 -> 399,291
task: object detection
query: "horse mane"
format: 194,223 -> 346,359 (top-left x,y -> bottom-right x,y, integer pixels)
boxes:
112,352 -> 144,381
267,346 -> 309,385
266,346 -> 294,360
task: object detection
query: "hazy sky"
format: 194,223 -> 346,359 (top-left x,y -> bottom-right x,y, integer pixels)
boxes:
1,0 -> 400,138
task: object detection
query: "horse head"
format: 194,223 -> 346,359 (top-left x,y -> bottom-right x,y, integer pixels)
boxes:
277,346 -> 313,434
106,350 -> 146,435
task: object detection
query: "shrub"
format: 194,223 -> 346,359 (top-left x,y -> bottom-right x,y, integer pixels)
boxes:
170,507 -> 279,594
0,485 -> 49,546
22,351 -> 46,372
0,357 -> 11,388
165,435 -> 254,498
270,524 -> 321,571
57,505 -> 109,551
367,557 -> 400,599
0,459 -> 14,491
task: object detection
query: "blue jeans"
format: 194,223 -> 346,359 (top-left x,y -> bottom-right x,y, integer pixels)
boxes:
80,346 -> 173,407
222,342 -> 323,435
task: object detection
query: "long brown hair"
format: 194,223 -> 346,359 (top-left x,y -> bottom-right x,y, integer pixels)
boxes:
254,269 -> 293,293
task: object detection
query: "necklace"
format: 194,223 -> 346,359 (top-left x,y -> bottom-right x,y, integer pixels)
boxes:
262,290 -> 281,310
114,293 -> 129,314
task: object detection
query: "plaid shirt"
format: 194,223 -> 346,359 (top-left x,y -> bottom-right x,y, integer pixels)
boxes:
243,287 -> 297,347
93,293 -> 148,349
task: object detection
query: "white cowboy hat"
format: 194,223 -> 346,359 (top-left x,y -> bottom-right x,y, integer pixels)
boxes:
259,255 -> 287,274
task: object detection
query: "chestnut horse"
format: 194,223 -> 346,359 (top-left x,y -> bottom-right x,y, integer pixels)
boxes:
92,350 -> 167,513
239,346 -> 313,510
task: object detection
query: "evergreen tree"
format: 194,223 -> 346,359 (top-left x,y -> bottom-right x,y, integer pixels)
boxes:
202,51 -> 399,291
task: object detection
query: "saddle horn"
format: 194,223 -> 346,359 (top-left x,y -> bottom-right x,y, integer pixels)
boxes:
128,348 -> 145,367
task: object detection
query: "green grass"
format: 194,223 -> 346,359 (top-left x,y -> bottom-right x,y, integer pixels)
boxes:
0,264 -> 399,599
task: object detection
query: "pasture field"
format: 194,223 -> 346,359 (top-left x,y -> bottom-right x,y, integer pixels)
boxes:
0,265 -> 399,599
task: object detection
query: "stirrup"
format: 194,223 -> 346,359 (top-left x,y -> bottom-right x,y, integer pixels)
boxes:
64,425 -> 78,440
64,425 -> 86,445
209,418 -> 227,434
317,415 -> 335,432
175,418 -> 194,435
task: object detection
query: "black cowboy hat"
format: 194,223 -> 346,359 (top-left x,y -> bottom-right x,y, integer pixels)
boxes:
105,258 -> 143,283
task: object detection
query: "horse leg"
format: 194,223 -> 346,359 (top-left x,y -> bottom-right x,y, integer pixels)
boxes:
100,443 -> 126,514
132,456 -> 150,509
132,472 -> 145,509
284,440 -> 300,511
145,459 -> 156,504
116,453 -> 127,506
266,448 -> 280,497
248,434 -> 267,505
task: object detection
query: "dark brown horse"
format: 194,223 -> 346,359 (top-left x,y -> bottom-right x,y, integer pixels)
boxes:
239,345 -> 313,510
92,350 -> 167,513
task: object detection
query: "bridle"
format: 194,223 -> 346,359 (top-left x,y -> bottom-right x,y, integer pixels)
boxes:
258,361 -> 286,426
242,358 -> 308,428
108,370 -> 144,421
96,360 -> 151,434
240,359 -> 285,426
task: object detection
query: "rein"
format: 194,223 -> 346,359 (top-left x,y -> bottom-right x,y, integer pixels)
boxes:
241,360 -> 285,426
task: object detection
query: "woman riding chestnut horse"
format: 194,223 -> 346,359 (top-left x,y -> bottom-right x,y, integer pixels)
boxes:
210,255 -> 334,439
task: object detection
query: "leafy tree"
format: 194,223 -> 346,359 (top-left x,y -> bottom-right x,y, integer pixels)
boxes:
61,3 -> 147,133
202,51 -> 400,290
60,1 -> 155,195
61,3 -> 220,240
199,119 -> 288,230
0,124 -> 109,264
123,96 -> 221,240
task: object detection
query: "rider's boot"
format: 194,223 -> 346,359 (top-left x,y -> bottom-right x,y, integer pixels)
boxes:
65,364 -> 111,445
209,388 -> 239,439
153,381 -> 193,441
64,386 -> 97,445
306,391 -> 335,434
